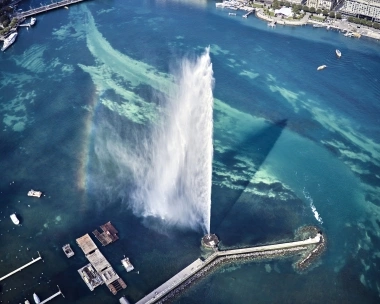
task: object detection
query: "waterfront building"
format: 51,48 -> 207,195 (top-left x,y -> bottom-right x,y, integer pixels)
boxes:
306,0 -> 336,10
287,0 -> 305,5
339,0 -> 380,21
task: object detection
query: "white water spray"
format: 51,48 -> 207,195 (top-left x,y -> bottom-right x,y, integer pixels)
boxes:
128,48 -> 214,234
303,188 -> 323,224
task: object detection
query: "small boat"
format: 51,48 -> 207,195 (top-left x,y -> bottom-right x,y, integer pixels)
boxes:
64,6 -> 69,9
228,12 -> 236,16
33,293 -> 41,304
317,65 -> 327,71
62,244 -> 74,258
25,300 -> 31,304
268,21 -> 276,27
28,189 -> 42,197
10,213 -> 20,225
1,32 -> 18,52
336,49 -> 341,58
30,17 -> 36,26
121,256 -> 134,272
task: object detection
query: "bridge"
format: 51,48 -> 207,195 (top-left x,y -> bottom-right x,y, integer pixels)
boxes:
15,0 -> 89,19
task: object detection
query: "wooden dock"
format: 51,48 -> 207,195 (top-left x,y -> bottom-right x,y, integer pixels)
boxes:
76,232 -> 126,295
15,0 -> 89,19
92,221 -> 119,246
0,252 -> 42,282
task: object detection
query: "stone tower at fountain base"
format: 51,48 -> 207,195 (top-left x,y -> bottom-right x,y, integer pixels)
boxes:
201,234 -> 220,249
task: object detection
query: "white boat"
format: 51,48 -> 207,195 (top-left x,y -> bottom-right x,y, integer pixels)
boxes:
336,49 -> 341,58
28,189 -> 42,197
10,213 -> 20,225
228,12 -> 236,16
25,300 -> 31,304
1,32 -> 18,52
33,293 -> 41,304
30,17 -> 36,26
121,256 -> 134,272
62,244 -> 75,258
317,65 -> 327,71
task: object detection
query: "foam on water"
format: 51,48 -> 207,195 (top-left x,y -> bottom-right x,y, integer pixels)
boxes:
303,188 -> 323,224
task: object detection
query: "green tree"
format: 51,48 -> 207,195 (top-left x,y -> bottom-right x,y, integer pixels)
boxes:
322,9 -> 329,16
329,11 -> 335,18
273,0 -> 280,9
373,22 -> 380,29
285,2 -> 291,7
316,8 -> 322,14
348,16 -> 354,22
303,5 -> 309,12
366,20 -> 373,27
309,7 -> 316,13
336,12 -> 342,19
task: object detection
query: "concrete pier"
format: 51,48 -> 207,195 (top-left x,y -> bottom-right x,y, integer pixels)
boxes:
0,252 -> 42,282
136,234 -> 322,304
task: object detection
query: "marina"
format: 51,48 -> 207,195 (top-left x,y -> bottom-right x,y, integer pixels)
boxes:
0,252 -> 42,282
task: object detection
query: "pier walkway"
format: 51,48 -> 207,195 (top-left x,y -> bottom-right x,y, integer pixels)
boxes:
0,252 -> 42,282
136,234 -> 321,304
15,0 -> 89,19
39,285 -> 65,304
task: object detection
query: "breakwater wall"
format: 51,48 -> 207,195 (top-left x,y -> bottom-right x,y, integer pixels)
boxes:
137,231 -> 325,304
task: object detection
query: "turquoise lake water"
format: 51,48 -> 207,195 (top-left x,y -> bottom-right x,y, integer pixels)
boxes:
1,0 -> 380,303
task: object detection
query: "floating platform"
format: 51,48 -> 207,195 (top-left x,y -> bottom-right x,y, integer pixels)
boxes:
62,244 -> 74,258
121,257 -> 134,272
28,189 -> 42,197
77,263 -> 104,291
108,278 -> 127,295
92,221 -> 119,246
76,233 -> 97,255
76,232 -> 126,295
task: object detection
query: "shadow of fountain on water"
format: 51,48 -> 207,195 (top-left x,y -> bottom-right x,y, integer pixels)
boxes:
211,119 -> 288,244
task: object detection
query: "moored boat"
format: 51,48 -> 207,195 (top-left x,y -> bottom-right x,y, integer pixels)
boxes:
317,65 -> 327,71
1,32 -> 18,52
30,17 -> 36,26
10,213 -> 20,225
28,189 -> 42,197
33,293 -> 40,304
121,256 -> 134,272
336,49 -> 341,58
62,244 -> 75,258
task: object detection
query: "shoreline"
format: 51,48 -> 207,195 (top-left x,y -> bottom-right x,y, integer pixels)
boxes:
217,2 -> 380,41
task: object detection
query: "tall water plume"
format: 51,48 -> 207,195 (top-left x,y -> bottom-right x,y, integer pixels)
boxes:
92,48 -> 214,234
130,47 -> 214,234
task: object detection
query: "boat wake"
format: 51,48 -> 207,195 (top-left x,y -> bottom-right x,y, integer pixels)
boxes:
303,188 -> 323,224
